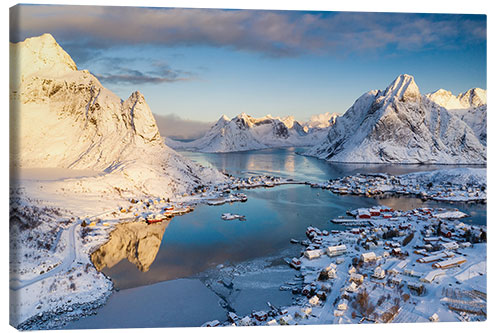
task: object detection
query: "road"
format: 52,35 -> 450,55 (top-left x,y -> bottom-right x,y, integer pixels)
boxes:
10,221 -> 79,291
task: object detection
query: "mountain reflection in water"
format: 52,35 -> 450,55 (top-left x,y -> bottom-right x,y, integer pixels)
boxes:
91,219 -> 171,273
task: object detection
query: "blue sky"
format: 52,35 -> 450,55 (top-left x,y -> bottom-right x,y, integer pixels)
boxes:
11,5 -> 486,122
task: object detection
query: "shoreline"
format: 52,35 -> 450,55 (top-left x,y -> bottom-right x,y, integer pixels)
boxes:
9,175 -> 304,329
10,170 -> 487,329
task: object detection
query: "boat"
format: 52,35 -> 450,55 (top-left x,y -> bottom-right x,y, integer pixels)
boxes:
146,214 -> 164,224
221,213 -> 246,221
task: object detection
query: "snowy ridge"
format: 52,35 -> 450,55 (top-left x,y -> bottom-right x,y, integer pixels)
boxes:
167,112 -> 334,153
307,74 -> 486,164
427,88 -> 487,145
10,33 -> 226,197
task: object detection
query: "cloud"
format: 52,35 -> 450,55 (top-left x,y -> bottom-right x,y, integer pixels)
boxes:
92,59 -> 195,85
153,113 -> 214,140
10,5 -> 486,58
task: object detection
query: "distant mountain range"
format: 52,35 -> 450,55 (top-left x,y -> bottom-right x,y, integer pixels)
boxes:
305,74 -> 486,164
166,112 -> 338,153
169,74 -> 486,164
11,34 -> 486,167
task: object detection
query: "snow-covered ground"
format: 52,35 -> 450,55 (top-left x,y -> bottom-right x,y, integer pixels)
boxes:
203,206 -> 487,327
9,169 -> 304,329
310,168 -> 486,203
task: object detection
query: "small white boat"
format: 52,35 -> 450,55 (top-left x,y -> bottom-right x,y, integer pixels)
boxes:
221,213 -> 246,221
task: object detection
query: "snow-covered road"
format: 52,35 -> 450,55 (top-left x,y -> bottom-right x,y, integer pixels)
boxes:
10,221 -> 78,291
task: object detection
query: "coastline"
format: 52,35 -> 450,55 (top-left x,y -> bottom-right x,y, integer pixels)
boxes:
10,167 -> 487,329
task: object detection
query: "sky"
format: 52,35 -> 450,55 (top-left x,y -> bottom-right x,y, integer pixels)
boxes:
10,4 -> 486,126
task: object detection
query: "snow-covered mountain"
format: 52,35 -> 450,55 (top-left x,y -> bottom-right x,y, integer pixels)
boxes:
303,112 -> 339,130
427,88 -> 486,110
10,33 -> 225,196
427,88 -> 486,145
167,112 -> 333,153
306,74 -> 486,164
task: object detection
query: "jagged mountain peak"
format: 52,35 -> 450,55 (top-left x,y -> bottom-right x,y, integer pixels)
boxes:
234,112 -> 251,120
306,75 -> 486,164
122,91 -> 161,143
10,33 -> 78,87
213,114 -> 231,127
431,88 -> 453,96
426,88 -> 463,110
280,115 -> 297,128
382,74 -> 420,102
11,35 -> 160,168
127,90 -> 145,101
427,87 -> 487,110
458,87 -> 486,108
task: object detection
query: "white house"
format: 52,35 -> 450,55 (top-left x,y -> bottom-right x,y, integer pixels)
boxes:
346,281 -> 358,293
301,307 -> 312,316
361,252 -> 377,262
309,295 -> 320,306
304,249 -> 322,260
350,273 -> 364,284
441,241 -> 459,251
279,314 -> 293,325
326,244 -> 347,257
372,266 -> 386,279
325,263 -> 337,279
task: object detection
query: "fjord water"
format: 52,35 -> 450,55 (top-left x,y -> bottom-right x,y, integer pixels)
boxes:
101,147 -> 486,288
68,148 -> 486,328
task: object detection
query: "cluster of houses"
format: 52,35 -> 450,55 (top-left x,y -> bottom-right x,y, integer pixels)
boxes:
115,197 -> 195,224
228,175 -> 303,190
310,173 -> 486,203
209,205 -> 486,327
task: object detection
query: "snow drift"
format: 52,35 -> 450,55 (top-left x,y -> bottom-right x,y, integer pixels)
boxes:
307,74 -> 486,164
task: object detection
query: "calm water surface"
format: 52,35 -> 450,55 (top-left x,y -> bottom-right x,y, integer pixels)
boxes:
98,148 -> 486,290
65,148 -> 486,329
